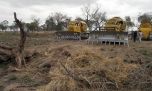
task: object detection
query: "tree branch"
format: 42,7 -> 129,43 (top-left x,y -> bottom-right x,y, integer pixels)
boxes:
59,61 -> 91,88
14,12 -> 26,53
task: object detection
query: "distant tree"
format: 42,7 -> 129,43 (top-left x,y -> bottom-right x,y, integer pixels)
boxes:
45,16 -> 56,31
54,12 -> 67,23
55,22 -> 65,31
9,22 -> 18,31
26,18 -> 40,32
82,4 -> 106,31
39,25 -> 46,31
53,12 -> 69,31
32,18 -> 40,31
0,20 -> 9,31
91,6 -> 107,31
81,4 -> 92,30
43,12 -> 69,31
138,13 -> 152,23
75,17 -> 84,21
125,16 -> 135,30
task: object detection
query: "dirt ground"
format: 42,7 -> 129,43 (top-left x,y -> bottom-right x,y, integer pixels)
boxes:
0,32 -> 152,91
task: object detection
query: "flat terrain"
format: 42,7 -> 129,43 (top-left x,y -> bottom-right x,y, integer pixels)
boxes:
0,32 -> 152,91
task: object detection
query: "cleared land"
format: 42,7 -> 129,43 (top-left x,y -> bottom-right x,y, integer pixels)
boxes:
0,32 -> 152,91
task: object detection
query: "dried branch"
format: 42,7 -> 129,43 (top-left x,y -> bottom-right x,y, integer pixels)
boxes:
0,13 -> 28,68
13,12 -> 27,68
59,61 -> 91,88
14,12 -> 26,53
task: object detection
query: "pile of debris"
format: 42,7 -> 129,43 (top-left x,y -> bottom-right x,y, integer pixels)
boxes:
37,45 -> 138,91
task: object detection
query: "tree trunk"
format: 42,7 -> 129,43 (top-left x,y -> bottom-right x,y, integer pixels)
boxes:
14,12 -> 27,68
0,12 -> 27,68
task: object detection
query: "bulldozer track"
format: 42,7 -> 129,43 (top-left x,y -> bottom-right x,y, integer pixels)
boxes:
55,31 -> 81,40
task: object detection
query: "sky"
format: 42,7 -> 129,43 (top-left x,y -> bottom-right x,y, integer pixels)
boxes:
0,0 -> 152,24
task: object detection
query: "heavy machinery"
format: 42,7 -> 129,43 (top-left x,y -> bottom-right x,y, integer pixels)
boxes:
103,17 -> 126,31
88,17 -> 128,46
139,20 -> 152,40
55,20 -> 88,40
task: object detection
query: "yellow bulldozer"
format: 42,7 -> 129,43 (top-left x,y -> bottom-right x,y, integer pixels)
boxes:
139,20 -> 152,40
68,21 -> 87,33
103,17 -> 126,31
56,17 -> 128,46
55,20 -> 88,40
88,17 -> 129,46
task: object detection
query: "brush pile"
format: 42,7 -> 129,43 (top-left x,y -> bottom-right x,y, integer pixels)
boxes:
37,45 -> 138,91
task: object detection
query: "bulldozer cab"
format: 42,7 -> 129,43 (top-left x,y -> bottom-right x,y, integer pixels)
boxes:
104,17 -> 126,32
139,21 -> 152,40
55,20 -> 88,40
88,17 -> 128,46
68,21 -> 87,33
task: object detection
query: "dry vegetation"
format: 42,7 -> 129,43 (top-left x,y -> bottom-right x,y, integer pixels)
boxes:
0,32 -> 152,91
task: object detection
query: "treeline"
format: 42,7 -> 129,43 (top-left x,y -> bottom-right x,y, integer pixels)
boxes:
0,5 -> 152,32
0,12 -> 69,32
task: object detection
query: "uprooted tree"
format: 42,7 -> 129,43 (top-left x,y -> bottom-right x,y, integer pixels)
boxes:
0,12 -> 27,68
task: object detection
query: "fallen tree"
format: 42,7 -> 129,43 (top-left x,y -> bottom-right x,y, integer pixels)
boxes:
0,12 -> 27,68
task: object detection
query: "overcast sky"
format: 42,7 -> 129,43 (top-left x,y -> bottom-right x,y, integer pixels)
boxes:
0,0 -> 152,24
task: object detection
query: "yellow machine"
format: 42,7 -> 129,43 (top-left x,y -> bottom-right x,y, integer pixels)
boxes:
56,17 -> 128,45
139,21 -> 152,40
56,20 -> 88,40
103,17 -> 126,31
68,21 -> 87,33
88,17 -> 128,46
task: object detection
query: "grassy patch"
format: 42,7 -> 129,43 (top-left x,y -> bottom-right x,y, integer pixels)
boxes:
138,48 -> 152,64
0,32 -> 19,47
139,49 -> 152,57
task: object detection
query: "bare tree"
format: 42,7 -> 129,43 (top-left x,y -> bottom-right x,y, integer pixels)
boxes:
54,12 -> 69,31
0,12 -> 27,68
82,4 -> 91,24
91,6 -> 106,31
138,13 -> 152,23
13,12 -> 27,68
82,4 -> 92,30
125,16 -> 135,31
75,17 -> 84,21
81,4 -> 106,31
54,12 -> 67,24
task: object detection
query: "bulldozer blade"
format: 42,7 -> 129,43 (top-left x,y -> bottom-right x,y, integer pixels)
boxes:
87,31 -> 129,46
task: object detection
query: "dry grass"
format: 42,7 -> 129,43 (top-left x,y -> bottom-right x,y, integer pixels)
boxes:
0,32 -> 151,91
37,45 -> 138,91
